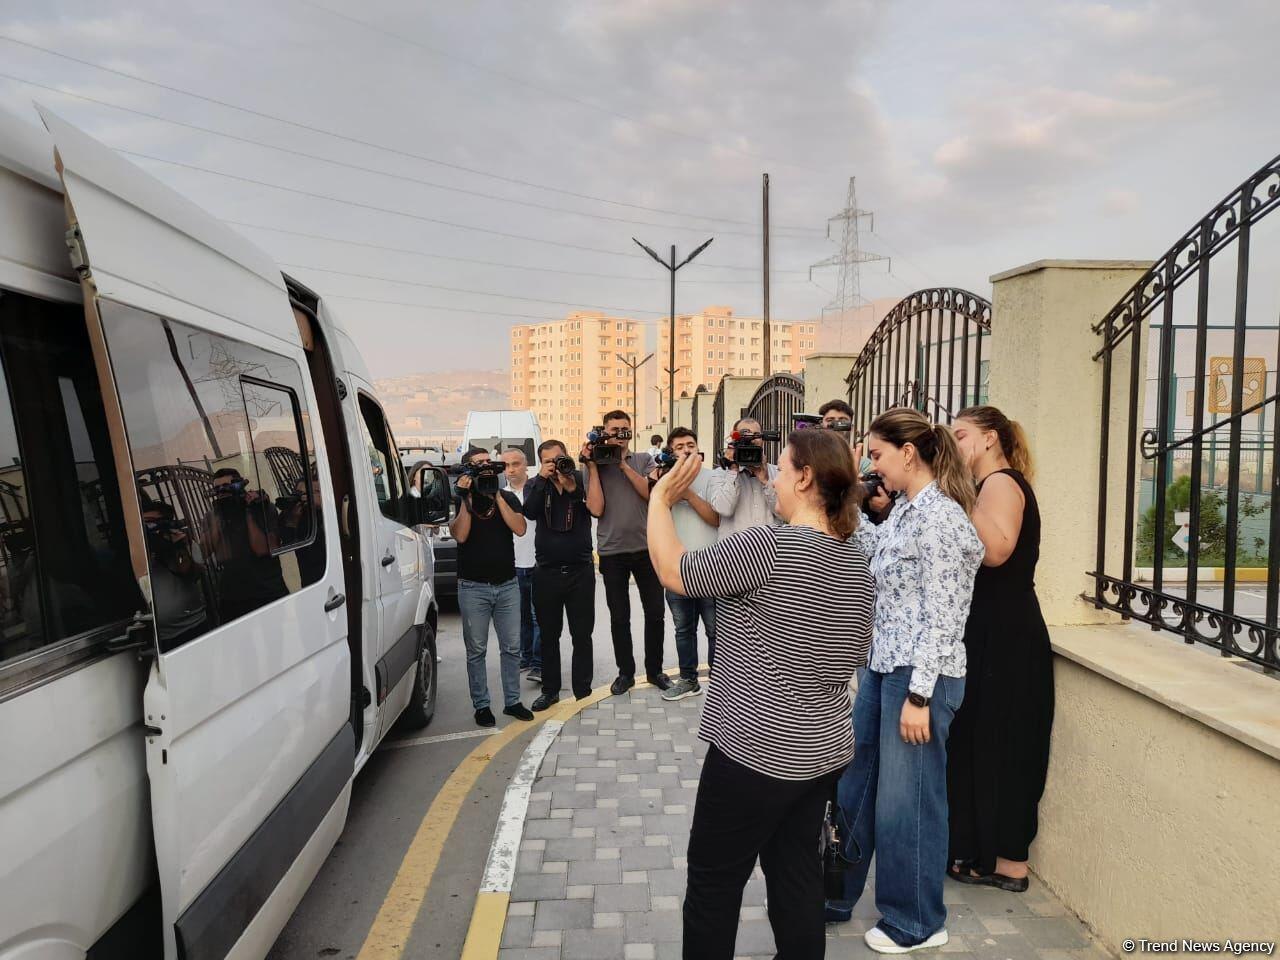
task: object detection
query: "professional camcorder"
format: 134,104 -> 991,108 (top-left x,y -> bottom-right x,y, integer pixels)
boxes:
210,478 -> 250,502
144,516 -> 190,538
553,454 -> 577,476
464,460 -> 503,496
793,412 -> 852,432
584,426 -> 631,466
727,428 -> 780,468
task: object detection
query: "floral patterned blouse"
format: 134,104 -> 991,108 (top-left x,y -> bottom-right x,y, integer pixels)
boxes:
853,481 -> 985,698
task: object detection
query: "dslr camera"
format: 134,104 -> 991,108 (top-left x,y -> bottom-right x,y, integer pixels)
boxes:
553,454 -> 577,476
727,428 -> 780,468
584,426 -> 631,466
860,471 -> 886,501
463,460 -> 503,497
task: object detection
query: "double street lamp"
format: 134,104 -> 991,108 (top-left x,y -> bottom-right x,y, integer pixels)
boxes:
616,351 -> 654,429
632,237 -> 715,432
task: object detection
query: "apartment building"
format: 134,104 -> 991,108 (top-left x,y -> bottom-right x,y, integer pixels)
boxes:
657,306 -> 816,399
510,312 -> 644,446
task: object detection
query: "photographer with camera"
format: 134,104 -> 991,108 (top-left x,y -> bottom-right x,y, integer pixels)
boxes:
646,428 -> 874,957
203,467 -> 289,624
706,416 -> 783,539
522,440 -> 603,710
649,427 -> 719,701
502,449 -> 542,681
451,447 -> 534,727
583,409 -> 670,696
142,499 -> 210,650
819,399 -> 855,432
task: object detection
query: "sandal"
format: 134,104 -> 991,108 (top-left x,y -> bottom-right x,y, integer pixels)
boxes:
947,860 -> 1029,893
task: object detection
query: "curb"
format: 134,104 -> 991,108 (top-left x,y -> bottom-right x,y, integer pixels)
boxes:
459,670 -> 699,959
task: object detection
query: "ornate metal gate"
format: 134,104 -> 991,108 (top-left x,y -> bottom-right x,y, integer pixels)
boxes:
1090,153 -> 1280,670
845,288 -> 992,433
742,373 -> 805,463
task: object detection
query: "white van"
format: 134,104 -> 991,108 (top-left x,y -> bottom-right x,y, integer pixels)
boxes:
462,409 -> 542,465
0,106 -> 453,960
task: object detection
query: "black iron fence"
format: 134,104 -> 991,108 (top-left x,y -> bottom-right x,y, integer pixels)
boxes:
742,373 -> 805,464
844,288 -> 991,434
1090,152 -> 1280,671
712,379 -> 727,459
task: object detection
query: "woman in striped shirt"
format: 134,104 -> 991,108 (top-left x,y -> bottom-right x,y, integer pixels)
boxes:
829,407 -> 985,955
648,428 -> 875,959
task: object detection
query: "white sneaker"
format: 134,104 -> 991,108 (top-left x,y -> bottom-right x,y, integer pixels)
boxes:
864,925 -> 948,954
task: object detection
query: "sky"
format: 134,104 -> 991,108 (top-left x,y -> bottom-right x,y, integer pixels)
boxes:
1,0 -> 1278,379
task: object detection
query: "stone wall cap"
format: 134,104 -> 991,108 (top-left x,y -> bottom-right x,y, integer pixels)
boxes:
1051,623 -> 1280,761
804,352 -> 862,359
990,259 -> 1156,283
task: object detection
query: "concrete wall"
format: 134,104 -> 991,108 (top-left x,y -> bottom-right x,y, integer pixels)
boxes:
719,376 -> 762,439
673,396 -> 694,431
803,353 -> 860,416
1036,627 -> 1280,947
987,260 -> 1280,950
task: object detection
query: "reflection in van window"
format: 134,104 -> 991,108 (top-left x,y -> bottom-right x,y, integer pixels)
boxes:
100,303 -> 323,651
357,393 -> 405,523
0,290 -> 138,679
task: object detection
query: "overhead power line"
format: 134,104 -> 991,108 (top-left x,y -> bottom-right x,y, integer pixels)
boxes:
0,70 -> 818,241
235,221 -> 811,281
0,35 -> 823,233
121,149 -> 815,272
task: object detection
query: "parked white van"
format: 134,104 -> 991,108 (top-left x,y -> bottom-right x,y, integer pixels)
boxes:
461,409 -> 542,464
0,105 -> 453,960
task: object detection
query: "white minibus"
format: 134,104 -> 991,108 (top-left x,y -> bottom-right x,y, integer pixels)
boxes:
0,104 -> 453,960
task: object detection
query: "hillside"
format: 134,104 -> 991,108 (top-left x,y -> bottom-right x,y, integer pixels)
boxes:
374,369 -> 511,445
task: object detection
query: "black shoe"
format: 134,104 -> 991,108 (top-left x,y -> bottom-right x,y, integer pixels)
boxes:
531,694 -> 560,712
647,673 -> 673,691
504,703 -> 534,721
475,707 -> 496,727
610,675 -> 635,696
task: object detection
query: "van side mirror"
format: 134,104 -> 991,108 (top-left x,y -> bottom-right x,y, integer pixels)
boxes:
409,463 -> 453,525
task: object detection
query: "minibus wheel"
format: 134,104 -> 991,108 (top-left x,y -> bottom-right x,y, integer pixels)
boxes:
401,622 -> 438,729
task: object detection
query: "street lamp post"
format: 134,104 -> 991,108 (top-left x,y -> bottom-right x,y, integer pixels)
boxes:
617,351 -> 654,429
632,236 -> 715,432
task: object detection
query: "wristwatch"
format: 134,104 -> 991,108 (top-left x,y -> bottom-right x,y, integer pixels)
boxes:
907,692 -> 931,708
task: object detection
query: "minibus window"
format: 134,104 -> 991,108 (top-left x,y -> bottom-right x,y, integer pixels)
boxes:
98,303 -> 325,651
0,290 -> 138,683
357,394 -> 406,523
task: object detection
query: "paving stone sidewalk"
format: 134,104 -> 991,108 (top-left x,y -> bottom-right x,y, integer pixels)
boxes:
498,684 -> 1113,960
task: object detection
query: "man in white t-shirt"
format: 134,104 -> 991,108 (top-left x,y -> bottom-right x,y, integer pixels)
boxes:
503,449 -> 541,681
646,434 -> 664,459
652,427 -> 719,702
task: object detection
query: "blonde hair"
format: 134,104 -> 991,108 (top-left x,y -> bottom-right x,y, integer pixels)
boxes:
867,407 -> 976,514
956,405 -> 1034,483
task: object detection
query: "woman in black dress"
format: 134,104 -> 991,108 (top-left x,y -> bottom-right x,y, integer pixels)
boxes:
945,405 -> 1054,892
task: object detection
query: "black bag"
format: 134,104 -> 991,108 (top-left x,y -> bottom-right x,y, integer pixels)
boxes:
821,792 -> 860,899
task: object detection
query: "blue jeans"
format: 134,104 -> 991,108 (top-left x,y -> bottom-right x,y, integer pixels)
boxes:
516,567 -> 541,670
833,666 -> 965,946
458,578 -> 522,710
666,590 -> 716,679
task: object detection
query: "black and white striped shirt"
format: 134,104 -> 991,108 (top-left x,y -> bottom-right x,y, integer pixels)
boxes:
679,524 -> 875,781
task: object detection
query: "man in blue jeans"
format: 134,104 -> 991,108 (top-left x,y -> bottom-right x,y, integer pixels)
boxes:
451,447 -> 534,727
651,427 -> 719,701
502,449 -> 541,681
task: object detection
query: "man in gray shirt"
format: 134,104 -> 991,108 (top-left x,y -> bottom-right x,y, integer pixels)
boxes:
706,416 -> 783,539
584,409 -> 670,695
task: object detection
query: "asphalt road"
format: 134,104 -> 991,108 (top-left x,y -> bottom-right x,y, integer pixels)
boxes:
268,584 -> 685,960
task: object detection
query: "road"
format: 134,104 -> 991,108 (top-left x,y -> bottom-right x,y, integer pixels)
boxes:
268,584 -> 684,960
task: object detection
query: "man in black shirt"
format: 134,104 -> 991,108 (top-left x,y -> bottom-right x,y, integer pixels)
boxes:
520,439 -> 603,710
452,447 -> 533,727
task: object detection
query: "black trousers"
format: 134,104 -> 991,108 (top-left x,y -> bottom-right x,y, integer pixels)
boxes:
684,745 -> 839,960
532,562 -> 595,699
599,549 -> 666,679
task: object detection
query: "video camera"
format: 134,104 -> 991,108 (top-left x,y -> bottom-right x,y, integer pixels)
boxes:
584,426 -> 631,466
210,478 -> 250,502
463,460 -> 503,497
727,428 -> 780,468
143,516 -> 190,538
793,412 -> 852,433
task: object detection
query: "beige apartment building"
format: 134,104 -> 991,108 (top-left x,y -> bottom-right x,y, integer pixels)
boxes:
657,306 -> 816,399
510,312 -> 644,447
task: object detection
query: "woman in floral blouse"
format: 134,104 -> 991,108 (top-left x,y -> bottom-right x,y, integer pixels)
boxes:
827,407 -> 985,955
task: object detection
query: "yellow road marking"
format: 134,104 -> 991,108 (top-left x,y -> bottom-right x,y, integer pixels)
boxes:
355,680 -> 617,959
459,892 -> 510,959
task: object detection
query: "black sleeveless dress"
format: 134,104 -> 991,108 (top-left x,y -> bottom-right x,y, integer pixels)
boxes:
946,468 -> 1054,871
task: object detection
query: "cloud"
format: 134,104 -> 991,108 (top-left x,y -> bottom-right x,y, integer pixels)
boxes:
1101,188 -> 1140,216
